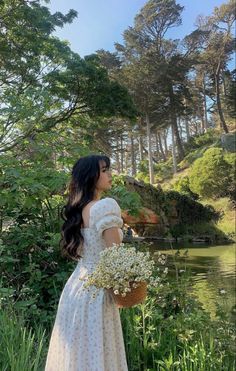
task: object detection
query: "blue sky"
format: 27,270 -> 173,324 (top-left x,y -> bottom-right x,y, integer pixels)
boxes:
49,0 -> 227,57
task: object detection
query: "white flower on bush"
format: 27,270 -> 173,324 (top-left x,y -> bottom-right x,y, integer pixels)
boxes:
82,243 -> 160,300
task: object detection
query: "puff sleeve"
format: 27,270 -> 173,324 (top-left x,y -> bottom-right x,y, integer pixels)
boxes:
94,198 -> 123,237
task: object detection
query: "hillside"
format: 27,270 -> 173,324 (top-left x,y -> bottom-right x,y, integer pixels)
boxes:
137,130 -> 235,240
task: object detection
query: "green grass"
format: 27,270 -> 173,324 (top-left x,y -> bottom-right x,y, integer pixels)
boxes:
120,288 -> 236,371
1,273 -> 235,371
201,197 -> 235,237
0,306 -> 47,371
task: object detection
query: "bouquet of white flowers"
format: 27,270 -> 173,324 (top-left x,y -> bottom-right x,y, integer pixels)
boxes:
82,243 -> 160,308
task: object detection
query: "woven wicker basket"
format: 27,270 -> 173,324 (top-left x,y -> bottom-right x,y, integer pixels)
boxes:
108,281 -> 147,308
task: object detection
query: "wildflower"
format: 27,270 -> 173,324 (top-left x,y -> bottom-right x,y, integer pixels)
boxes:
83,243 -> 160,301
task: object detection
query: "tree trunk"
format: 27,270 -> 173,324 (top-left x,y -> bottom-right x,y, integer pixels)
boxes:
115,136 -> 120,173
146,113 -> 154,184
183,98 -> 190,142
157,131 -> 166,161
120,136 -> 124,173
130,133 -> 136,176
163,129 -> 169,157
185,117 -> 190,142
154,132 -> 161,161
138,135 -> 144,161
124,145 -> 128,174
178,117 -> 184,142
171,123 -> 177,174
215,65 -> 228,133
202,74 -> 208,131
221,70 -> 227,96
143,147 -> 158,164
200,110 -> 205,134
169,84 -> 185,160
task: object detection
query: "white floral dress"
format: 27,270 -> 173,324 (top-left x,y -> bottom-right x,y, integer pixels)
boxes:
45,197 -> 128,371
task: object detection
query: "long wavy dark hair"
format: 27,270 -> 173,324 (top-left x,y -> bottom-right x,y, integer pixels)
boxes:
60,154 -> 110,260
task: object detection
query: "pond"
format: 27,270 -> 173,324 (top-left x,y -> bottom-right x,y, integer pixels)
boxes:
147,241 -> 236,319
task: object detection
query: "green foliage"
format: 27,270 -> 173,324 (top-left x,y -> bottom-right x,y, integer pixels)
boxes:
0,306 -> 46,371
189,148 -> 233,199
0,1 -> 136,153
172,176 -> 199,200
0,152 -> 75,328
223,152 -> 236,206
225,69 -> 236,118
136,160 -> 151,183
179,147 -> 209,168
165,190 -> 221,238
224,152 -> 236,167
108,175 -> 142,216
180,129 -> 221,168
154,158 -> 174,182
0,227 -> 75,329
2,262 -> 235,370
135,171 -> 151,184
0,154 -> 67,230
184,129 -> 220,151
120,264 -> 236,371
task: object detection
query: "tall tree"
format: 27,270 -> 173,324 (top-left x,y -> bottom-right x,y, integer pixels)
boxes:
116,0 -> 193,168
0,0 -> 136,153
187,0 -> 235,133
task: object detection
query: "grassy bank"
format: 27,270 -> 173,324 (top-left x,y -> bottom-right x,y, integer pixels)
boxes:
0,307 -> 46,371
1,272 -> 235,371
202,197 -> 235,238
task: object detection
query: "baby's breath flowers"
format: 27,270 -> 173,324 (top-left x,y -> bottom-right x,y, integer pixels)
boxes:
82,243 -> 160,301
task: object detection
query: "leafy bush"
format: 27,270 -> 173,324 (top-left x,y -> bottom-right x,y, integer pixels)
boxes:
189,148 -> 232,199
165,190 -> 220,225
0,229 -> 75,331
179,147 -> 208,168
172,176 -> 199,200
184,129 -> 220,152
164,190 -> 221,238
154,158 -> 173,182
136,158 -> 173,183
179,129 -> 221,169
224,152 -> 236,206
135,171 -> 151,184
136,160 -> 151,183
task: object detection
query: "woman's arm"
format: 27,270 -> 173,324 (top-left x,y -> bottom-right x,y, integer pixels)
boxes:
103,227 -> 122,248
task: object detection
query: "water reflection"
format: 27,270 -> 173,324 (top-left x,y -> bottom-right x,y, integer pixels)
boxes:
148,242 -> 236,319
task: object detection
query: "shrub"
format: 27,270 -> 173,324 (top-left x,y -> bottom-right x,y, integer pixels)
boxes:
179,147 -> 208,168
184,129 -> 220,152
166,191 -> 221,223
172,176 -> 199,200
154,158 -> 173,182
189,148 -> 232,199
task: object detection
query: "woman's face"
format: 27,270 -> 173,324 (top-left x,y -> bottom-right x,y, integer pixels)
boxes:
95,160 -> 112,192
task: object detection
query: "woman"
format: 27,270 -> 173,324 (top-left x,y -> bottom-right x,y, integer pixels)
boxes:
45,154 -> 128,371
